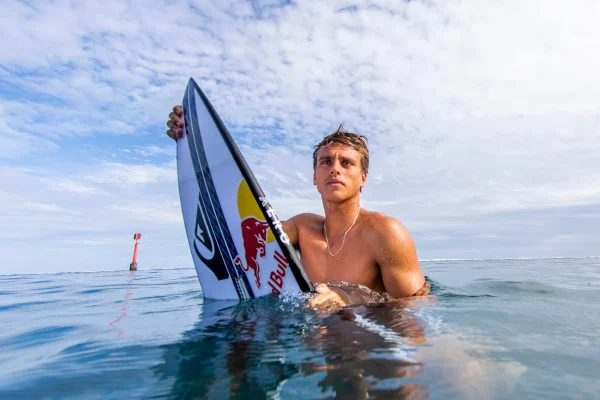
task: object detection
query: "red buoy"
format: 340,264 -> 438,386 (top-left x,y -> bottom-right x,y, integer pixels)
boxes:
130,233 -> 141,270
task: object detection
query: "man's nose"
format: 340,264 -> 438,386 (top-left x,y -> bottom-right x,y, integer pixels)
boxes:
330,160 -> 341,174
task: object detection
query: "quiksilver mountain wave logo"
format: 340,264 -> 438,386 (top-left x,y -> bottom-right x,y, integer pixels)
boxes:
192,195 -> 229,280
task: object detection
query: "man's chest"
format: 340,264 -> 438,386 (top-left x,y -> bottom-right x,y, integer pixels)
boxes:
298,232 -> 381,287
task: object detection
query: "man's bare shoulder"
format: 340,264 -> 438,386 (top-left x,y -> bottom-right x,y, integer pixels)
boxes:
360,210 -> 413,245
360,210 -> 423,296
289,213 -> 324,230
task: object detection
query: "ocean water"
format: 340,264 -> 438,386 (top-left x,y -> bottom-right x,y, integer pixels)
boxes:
1,258 -> 599,399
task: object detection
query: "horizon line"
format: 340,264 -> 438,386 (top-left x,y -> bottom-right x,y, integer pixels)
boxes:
1,255 -> 599,276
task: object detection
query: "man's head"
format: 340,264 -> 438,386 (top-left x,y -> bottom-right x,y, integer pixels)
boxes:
312,124 -> 369,199
312,124 -> 369,173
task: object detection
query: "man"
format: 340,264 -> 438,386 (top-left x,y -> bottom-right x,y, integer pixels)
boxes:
167,106 -> 429,310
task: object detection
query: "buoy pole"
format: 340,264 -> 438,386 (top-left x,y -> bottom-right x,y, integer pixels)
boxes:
130,233 -> 141,270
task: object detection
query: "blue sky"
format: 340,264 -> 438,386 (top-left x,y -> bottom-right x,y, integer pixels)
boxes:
1,0 -> 599,274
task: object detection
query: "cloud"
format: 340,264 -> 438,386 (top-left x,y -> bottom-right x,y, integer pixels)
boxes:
0,104 -> 59,157
85,162 -> 176,186
20,202 -> 64,213
56,181 -> 101,195
1,0 -> 599,272
132,145 -> 173,157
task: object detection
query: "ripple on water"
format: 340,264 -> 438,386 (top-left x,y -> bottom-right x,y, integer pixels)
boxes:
0,325 -> 78,350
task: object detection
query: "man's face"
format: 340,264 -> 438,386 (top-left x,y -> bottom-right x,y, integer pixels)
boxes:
313,143 -> 367,202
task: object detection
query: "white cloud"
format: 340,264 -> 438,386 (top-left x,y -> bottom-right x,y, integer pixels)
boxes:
0,104 -> 59,157
85,162 -> 176,186
133,145 -> 173,157
20,202 -> 64,213
56,181 -> 101,195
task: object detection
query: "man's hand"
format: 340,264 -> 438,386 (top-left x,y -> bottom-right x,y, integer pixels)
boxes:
166,105 -> 184,140
307,283 -> 347,312
412,281 -> 431,297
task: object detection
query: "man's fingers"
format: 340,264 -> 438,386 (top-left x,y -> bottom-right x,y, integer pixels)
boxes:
168,112 -> 182,126
166,129 -> 176,140
412,282 -> 431,297
166,117 -> 184,140
307,287 -> 344,310
173,105 -> 183,116
308,294 -> 327,308
315,284 -> 327,294
168,112 -> 183,126
167,120 -> 183,130
307,295 -> 322,308
167,128 -> 183,140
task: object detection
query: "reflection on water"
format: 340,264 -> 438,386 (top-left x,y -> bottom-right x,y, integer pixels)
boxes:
302,304 -> 428,400
151,284 -> 530,400
108,271 -> 136,338
154,296 -> 432,399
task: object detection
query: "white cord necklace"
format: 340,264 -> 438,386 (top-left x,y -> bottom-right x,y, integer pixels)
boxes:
324,207 -> 361,257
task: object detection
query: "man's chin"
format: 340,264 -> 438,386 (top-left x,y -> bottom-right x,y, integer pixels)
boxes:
321,193 -> 351,203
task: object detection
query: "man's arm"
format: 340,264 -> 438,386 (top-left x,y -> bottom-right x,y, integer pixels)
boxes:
281,213 -> 320,248
281,218 -> 299,247
372,215 -> 426,298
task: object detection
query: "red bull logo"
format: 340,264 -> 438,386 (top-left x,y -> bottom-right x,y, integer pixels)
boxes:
234,216 -> 270,288
235,179 -> 276,289
268,250 -> 289,294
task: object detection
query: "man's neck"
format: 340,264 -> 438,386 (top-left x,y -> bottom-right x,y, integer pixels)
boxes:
322,198 -> 362,237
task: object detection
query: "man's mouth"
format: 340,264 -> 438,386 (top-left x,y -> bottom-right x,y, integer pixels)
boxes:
327,180 -> 344,186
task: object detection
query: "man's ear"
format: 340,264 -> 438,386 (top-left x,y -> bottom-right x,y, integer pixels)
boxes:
313,170 -> 317,186
361,171 -> 367,188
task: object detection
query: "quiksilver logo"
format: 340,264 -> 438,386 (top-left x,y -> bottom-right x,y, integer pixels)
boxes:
193,195 -> 229,280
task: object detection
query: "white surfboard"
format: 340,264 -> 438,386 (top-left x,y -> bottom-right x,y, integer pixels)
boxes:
177,78 -> 314,300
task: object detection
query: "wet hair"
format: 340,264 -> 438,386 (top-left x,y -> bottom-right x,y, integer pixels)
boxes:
312,124 -> 369,173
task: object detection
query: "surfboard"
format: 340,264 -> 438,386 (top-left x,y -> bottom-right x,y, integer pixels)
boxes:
176,78 -> 314,300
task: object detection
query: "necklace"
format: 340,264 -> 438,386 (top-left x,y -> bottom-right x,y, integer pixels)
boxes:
324,207 -> 361,257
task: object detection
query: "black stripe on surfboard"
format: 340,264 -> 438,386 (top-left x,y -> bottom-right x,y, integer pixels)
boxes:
188,78 -> 314,294
183,83 -> 255,300
184,84 -> 255,299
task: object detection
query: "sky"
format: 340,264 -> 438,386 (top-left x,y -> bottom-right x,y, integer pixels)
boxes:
1,0 -> 599,274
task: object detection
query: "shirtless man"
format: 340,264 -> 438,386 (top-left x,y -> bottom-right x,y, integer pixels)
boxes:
167,106 -> 429,309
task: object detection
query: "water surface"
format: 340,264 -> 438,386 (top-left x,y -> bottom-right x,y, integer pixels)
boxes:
1,258 -> 599,399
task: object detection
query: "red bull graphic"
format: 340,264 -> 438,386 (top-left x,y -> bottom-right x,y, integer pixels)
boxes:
235,179 -> 277,290
268,250 -> 289,294
234,216 -> 270,288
